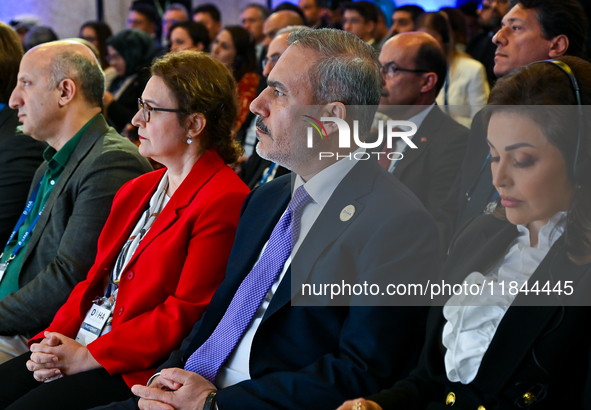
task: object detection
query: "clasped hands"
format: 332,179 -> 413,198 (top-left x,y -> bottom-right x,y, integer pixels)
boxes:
27,331 -> 101,382
132,368 -> 216,410
336,398 -> 383,410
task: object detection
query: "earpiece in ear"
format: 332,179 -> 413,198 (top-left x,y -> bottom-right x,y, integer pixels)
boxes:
533,59 -> 584,185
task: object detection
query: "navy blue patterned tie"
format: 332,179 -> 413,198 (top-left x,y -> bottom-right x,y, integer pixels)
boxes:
184,185 -> 313,382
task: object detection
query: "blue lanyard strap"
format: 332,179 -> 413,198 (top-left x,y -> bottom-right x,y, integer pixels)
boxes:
2,179 -> 45,259
465,153 -> 492,200
389,144 -> 409,173
259,162 -> 278,186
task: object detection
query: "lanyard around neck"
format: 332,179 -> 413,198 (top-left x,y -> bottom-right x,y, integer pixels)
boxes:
1,179 -> 46,262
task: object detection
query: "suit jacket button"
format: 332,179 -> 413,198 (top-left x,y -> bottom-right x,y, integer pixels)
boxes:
127,271 -> 134,280
446,392 -> 455,406
118,307 -> 124,316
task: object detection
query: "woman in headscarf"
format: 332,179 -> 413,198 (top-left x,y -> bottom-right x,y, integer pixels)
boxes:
103,29 -> 158,133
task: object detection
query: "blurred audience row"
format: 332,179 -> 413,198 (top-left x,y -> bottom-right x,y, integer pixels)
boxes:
6,0 -> 545,134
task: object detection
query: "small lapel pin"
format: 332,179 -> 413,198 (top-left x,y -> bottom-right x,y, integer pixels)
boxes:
340,205 -> 356,222
421,137 -> 427,142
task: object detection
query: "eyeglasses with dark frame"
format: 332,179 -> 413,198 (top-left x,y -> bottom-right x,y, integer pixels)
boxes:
381,62 -> 429,79
137,98 -> 183,123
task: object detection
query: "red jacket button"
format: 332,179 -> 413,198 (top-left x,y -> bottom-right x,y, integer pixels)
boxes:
126,271 -> 134,280
118,307 -> 124,316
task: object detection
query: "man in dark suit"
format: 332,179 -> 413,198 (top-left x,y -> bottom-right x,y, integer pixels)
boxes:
0,41 -> 151,362
0,20 -> 45,245
97,28 -> 439,410
375,32 -> 468,216
435,0 -> 588,258
0,99 -> 45,248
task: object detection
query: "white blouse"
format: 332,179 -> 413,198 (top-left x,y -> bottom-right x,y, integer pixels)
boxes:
435,54 -> 490,128
442,212 -> 566,384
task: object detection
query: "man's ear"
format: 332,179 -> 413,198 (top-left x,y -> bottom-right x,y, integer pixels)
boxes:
548,34 -> 569,58
419,72 -> 438,94
186,112 -> 207,138
320,102 -> 346,135
57,79 -> 77,107
367,21 -> 376,36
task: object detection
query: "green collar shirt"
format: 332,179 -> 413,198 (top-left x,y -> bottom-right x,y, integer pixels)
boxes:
0,115 -> 99,299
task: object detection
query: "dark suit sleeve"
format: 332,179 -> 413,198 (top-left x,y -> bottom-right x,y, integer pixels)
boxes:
366,343 -> 444,409
0,132 -> 45,245
213,203 -> 439,409
423,123 -> 468,216
435,112 -> 489,260
160,173 -> 439,410
214,307 -> 430,410
434,171 -> 463,260
0,148 -> 151,336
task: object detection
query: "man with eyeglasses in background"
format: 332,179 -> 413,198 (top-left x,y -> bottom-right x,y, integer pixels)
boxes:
238,26 -> 309,189
233,11 -> 304,179
372,32 -> 468,216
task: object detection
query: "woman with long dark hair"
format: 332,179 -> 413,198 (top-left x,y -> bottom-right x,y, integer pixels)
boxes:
338,56 -> 591,410
211,25 -> 260,134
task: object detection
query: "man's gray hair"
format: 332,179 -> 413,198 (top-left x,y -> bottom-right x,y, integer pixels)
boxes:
166,3 -> 189,18
287,28 -> 381,134
49,50 -> 105,108
276,25 -> 309,36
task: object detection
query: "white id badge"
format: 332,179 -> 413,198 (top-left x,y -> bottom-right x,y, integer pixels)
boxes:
0,263 -> 8,284
75,304 -> 111,346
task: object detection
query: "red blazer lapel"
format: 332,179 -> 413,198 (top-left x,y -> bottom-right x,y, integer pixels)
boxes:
125,149 -> 226,268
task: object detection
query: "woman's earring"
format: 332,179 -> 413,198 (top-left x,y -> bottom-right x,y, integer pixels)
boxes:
187,138 -> 193,145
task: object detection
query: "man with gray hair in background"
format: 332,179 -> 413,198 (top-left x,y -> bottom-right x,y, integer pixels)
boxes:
239,25 -> 307,188
95,28 -> 438,410
0,41 -> 151,363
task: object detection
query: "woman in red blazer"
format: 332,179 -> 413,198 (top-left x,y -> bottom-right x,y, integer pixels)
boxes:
0,51 -> 249,410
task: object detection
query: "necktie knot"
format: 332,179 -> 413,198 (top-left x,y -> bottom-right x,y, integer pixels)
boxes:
290,185 -> 313,246
290,185 -> 313,215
